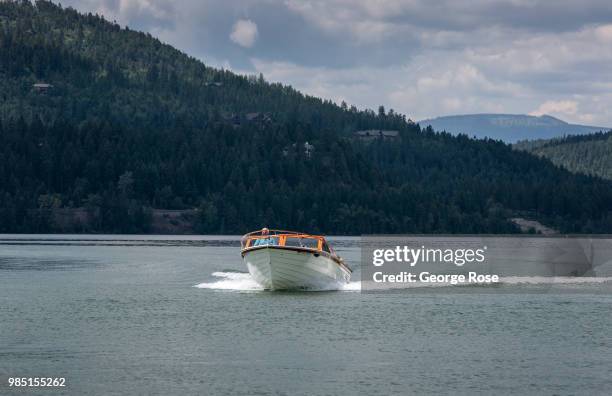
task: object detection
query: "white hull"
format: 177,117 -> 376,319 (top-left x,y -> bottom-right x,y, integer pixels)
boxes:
243,247 -> 351,290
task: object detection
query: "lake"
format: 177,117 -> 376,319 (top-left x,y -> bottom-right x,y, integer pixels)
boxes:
1,235 -> 611,395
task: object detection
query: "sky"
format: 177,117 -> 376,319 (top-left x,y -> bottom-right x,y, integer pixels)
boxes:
60,0 -> 612,126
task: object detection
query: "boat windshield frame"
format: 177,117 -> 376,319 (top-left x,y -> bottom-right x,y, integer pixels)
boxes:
241,229 -> 333,254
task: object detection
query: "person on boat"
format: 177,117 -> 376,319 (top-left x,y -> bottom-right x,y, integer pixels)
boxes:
254,228 -> 277,246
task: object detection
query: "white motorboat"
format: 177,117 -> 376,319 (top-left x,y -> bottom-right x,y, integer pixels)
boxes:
241,229 -> 351,290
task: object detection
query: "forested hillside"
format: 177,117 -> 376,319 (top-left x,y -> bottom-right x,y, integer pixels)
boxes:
1,0 -> 612,234
515,131 -> 612,181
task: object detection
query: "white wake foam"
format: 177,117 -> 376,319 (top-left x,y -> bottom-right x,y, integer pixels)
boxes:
498,276 -> 612,285
340,281 -> 362,291
195,273 -> 612,292
194,271 -> 361,292
194,271 -> 263,291
367,276 -> 612,289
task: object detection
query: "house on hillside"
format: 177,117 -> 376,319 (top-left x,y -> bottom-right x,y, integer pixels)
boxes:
245,112 -> 272,123
354,129 -> 399,141
33,83 -> 53,92
304,141 -> 314,158
220,112 -> 273,128
283,142 -> 315,158
221,112 -> 242,128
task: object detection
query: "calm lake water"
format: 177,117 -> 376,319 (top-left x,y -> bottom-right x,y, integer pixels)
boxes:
1,235 -> 611,395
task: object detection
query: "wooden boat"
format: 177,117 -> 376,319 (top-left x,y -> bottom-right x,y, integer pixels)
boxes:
240,228 -> 351,290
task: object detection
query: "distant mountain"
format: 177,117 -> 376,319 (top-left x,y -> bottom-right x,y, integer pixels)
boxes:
514,131 -> 612,181
419,114 -> 608,143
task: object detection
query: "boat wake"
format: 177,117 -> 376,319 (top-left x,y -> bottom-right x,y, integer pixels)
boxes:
194,271 -> 263,291
498,276 -> 612,285
194,271 -> 361,292
194,273 -> 612,292
360,276 -> 612,290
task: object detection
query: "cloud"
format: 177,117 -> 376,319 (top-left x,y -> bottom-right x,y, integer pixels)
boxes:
530,100 -> 579,117
68,0 -> 177,30
250,58 -> 516,121
528,100 -> 600,124
230,19 -> 259,48
595,24 -> 612,41
284,0 -> 612,37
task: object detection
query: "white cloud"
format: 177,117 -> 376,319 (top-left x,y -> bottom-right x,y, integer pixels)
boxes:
250,58 -> 521,121
528,100 -> 602,124
115,0 -> 172,20
77,0 -> 176,29
530,100 -> 578,117
230,19 -> 259,48
595,24 -> 612,41
283,0 -> 411,43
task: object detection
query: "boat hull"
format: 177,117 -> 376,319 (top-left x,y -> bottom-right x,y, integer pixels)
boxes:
243,247 -> 351,290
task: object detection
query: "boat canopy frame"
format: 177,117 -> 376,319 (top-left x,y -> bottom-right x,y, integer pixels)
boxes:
241,229 -> 332,253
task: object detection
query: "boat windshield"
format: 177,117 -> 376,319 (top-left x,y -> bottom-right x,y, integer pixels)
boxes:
250,236 -> 279,247
284,237 -> 319,249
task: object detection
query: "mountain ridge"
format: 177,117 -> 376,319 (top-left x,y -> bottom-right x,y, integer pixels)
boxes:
419,113 -> 608,142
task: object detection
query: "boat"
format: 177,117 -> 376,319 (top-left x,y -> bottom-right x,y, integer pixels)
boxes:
240,228 -> 352,290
